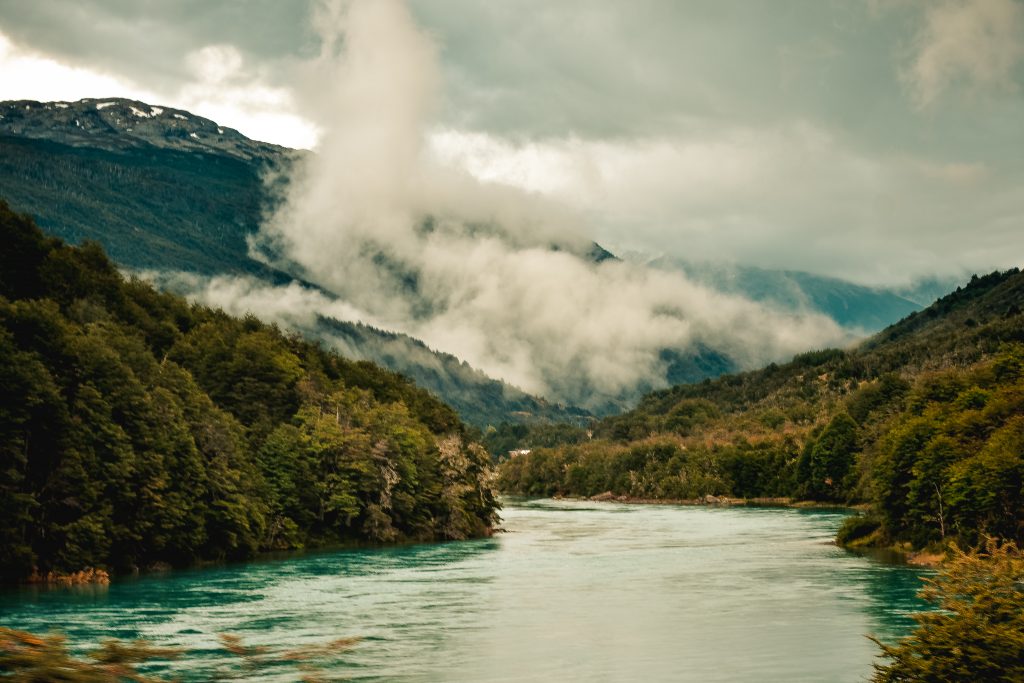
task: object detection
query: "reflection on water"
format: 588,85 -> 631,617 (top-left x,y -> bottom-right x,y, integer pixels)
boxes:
0,499 -> 928,682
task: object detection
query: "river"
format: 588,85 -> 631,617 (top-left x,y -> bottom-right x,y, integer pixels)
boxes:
0,499 -> 928,682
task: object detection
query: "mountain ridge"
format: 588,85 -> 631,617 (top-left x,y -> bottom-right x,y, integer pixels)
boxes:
0,98 -> 601,426
0,98 -> 290,161
0,96 -> 970,426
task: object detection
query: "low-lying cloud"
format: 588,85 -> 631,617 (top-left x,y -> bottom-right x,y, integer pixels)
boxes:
222,0 -> 848,409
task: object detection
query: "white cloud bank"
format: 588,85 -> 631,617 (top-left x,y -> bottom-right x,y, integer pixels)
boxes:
240,0 -> 847,408
428,121 -> 1018,287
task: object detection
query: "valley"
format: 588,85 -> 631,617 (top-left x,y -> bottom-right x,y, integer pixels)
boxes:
1,1 -> 1022,679
0,98 -> 952,429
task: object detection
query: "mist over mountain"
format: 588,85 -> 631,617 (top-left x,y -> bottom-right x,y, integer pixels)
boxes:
242,0 -> 855,410
1,9 -> 971,421
0,99 -> 599,425
0,90 -> 945,420
646,258 -> 956,334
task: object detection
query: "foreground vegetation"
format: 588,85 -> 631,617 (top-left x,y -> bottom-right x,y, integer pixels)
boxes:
0,628 -> 359,682
872,540 -> 1024,682
499,268 -> 1024,551
0,202 -> 498,583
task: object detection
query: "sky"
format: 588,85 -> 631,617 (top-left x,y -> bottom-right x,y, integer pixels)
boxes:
1,0 -> 1022,287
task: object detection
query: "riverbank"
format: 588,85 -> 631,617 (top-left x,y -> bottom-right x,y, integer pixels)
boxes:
561,491 -> 864,510
7,526 -> 500,588
560,492 -> 945,566
0,500 -> 931,682
835,515 -> 950,567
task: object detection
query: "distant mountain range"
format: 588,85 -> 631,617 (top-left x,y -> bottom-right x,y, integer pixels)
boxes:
648,258 -> 960,333
0,97 -> 966,425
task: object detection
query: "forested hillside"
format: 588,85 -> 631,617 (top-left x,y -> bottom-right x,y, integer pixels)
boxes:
0,100 -> 596,428
0,98 -> 961,431
0,202 -> 498,583
0,129 -> 288,279
499,269 -> 1024,550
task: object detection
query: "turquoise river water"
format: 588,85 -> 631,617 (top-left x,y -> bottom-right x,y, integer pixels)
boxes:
0,499 -> 929,682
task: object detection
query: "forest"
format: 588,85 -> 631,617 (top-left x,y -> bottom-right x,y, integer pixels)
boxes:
0,201 -> 498,583
499,268 -> 1024,551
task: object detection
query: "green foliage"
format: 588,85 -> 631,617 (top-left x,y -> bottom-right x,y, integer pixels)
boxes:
835,514 -> 882,546
0,203 -> 498,582
872,353 -> 1024,547
498,437 -> 788,501
798,412 -> 859,501
482,421 -> 591,459
847,374 -> 909,424
872,540 -> 1024,682
498,267 -> 1024,552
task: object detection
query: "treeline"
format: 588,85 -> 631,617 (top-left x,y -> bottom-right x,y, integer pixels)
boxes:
0,202 -> 498,583
499,269 -> 1024,550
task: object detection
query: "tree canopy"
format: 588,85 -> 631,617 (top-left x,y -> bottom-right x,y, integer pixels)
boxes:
0,201 -> 498,583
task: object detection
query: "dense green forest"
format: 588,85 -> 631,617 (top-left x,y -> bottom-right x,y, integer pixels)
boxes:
499,269 -> 1024,550
0,202 -> 498,583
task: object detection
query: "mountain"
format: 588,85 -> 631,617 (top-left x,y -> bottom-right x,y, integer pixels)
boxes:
0,98 -> 595,427
649,257 -> 947,333
0,202 -> 498,582
0,98 -> 285,160
499,267 -> 1024,550
0,97 -> 955,425
0,98 -> 290,278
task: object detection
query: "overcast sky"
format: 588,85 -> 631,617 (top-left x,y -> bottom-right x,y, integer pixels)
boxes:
1,0 -> 1022,285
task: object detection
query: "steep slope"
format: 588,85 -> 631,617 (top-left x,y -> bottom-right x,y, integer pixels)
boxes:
0,202 -> 498,582
0,98 -> 595,426
0,99 -> 290,278
312,316 -> 593,427
617,268 -> 1024,429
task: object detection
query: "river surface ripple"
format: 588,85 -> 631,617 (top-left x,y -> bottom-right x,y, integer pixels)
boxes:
0,499 -> 929,682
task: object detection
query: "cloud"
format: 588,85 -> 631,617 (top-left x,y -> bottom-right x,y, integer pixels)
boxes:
0,24 -> 318,148
247,0 -> 848,409
143,271 -> 378,330
3,0 -> 1021,328
177,43 -> 319,148
0,30 -> 159,103
905,0 -> 1024,106
186,45 -> 245,84
429,124 -> 1019,287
